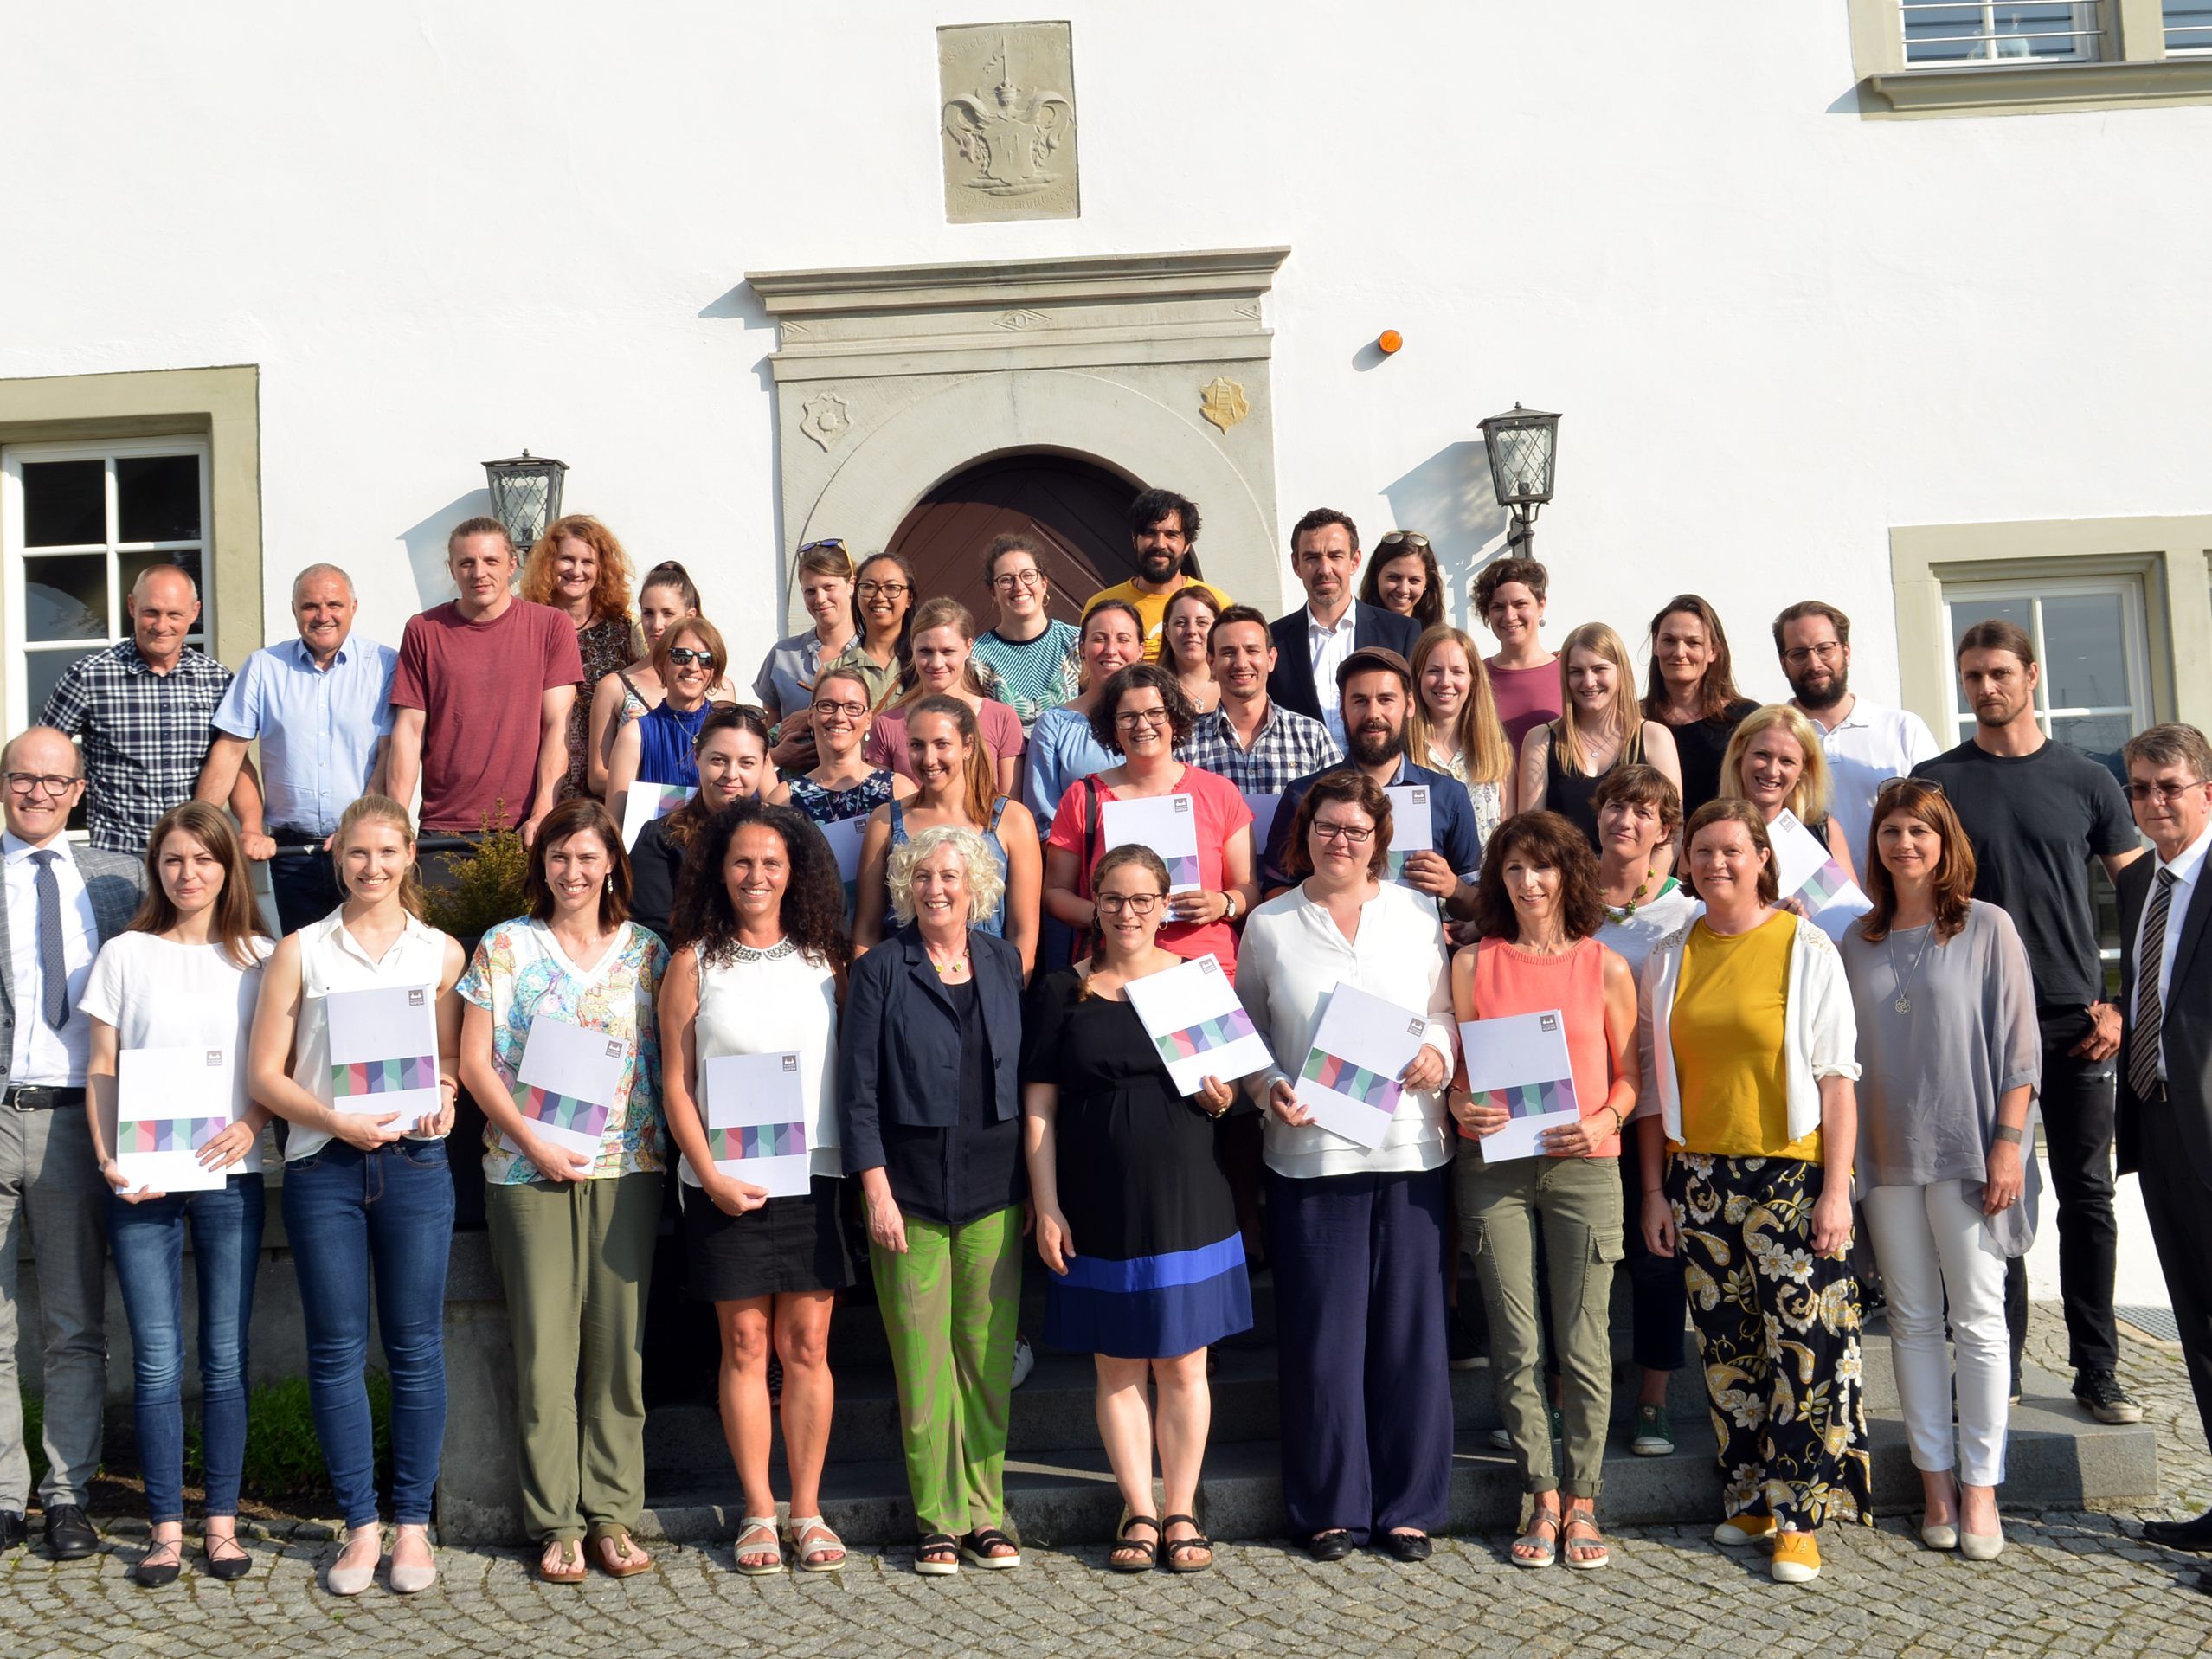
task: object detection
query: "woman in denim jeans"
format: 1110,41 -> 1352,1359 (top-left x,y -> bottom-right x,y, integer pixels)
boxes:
81,802 -> 274,1586
249,794 -> 463,1597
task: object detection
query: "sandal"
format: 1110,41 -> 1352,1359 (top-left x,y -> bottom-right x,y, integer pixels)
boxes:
1161,1514 -> 1214,1574
731,1516 -> 785,1576
916,1532 -> 961,1576
1109,1514 -> 1161,1572
593,1530 -> 653,1579
1562,1509 -> 1611,1571
960,1527 -> 1021,1570
537,1539 -> 587,1584
785,1515 -> 846,1573
1511,1503 -> 1561,1569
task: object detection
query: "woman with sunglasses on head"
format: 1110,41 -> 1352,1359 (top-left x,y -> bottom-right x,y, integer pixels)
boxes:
585,562 -> 737,799
756,540 -> 859,774
1641,595 -> 1758,822
523,514 -> 639,803
1519,622 -> 1682,852
865,598 -> 1026,799
1161,586 -> 1223,718
81,802 -> 273,1587
970,532 -> 1083,733
606,617 -> 731,825
1360,530 -> 1445,633
824,551 -> 916,713
854,695 -> 1041,975
1841,777 -> 2037,1562
1408,624 -> 1515,847
628,706 -> 776,944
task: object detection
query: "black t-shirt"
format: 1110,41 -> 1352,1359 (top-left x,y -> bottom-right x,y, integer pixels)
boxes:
1665,698 -> 1759,821
1911,738 -> 2137,1009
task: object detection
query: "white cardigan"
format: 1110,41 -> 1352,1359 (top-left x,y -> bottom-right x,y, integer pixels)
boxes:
1638,912 -> 1861,1149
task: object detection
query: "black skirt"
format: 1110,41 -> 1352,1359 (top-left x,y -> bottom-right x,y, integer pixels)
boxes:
681,1174 -> 856,1301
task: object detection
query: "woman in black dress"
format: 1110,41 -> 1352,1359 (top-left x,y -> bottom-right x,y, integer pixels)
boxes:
1639,594 -> 1759,821
1021,844 -> 1255,1575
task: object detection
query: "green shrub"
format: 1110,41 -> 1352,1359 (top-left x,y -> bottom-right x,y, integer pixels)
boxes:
421,814 -> 530,942
241,1371 -> 392,1499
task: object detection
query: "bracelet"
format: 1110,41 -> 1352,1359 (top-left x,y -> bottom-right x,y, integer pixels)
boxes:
1992,1124 -> 2024,1145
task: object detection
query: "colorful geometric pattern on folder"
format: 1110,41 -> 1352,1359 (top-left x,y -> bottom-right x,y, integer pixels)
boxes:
643,783 -> 694,820
125,1116 -> 227,1153
708,1122 -> 807,1160
1471,1077 -> 1579,1120
331,1054 -> 437,1097
1300,1048 -> 1403,1113
1162,853 -> 1201,889
1384,850 -> 1408,881
1797,858 -> 1854,913
1153,1007 -> 1257,1064
518,1086 -> 610,1141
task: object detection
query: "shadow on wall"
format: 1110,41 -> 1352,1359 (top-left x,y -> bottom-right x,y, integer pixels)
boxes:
701,280 -> 786,605
1380,441 -> 1511,633
396,492 -> 489,611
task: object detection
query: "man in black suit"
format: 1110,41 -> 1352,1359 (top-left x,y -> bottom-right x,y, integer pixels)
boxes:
1266,508 -> 1421,749
2115,723 -> 2212,1553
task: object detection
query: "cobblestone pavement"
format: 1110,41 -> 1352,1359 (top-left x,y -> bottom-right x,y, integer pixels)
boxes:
8,1306 -> 2212,1658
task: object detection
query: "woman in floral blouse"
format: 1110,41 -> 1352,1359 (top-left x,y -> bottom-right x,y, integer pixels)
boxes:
457,797 -> 670,1585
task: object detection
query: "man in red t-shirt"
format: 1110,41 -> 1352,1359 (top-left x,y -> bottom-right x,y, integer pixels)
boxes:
385,517 -> 584,845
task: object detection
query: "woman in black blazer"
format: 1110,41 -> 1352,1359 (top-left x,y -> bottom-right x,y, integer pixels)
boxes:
839,824 -> 1027,1577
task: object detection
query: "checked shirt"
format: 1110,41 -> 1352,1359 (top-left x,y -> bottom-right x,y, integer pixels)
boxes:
40,640 -> 233,852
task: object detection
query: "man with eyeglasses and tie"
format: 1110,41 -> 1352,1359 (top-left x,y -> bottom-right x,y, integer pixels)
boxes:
2116,723 -> 2212,1565
1773,600 -> 1940,871
0,727 -> 145,1560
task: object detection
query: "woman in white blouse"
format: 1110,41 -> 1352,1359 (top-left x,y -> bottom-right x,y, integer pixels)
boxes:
1234,771 -> 1455,1565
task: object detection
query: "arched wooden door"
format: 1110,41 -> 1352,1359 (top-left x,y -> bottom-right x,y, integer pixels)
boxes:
886,453 -> 1139,627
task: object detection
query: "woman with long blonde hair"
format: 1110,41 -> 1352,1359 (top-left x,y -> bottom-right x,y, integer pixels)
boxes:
524,514 -> 638,801
1408,624 -> 1515,846
1517,621 -> 1682,850
1720,703 -> 1858,882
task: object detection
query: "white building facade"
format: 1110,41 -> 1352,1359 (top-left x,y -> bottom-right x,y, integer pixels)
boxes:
4,0 -> 2209,759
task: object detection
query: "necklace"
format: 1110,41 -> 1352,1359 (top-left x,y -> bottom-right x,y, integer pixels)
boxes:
1602,868 -> 1657,924
1888,923 -> 1938,1014
731,937 -> 794,963
927,943 -> 970,977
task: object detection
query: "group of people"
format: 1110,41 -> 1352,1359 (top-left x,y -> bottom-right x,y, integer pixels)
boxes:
5,485 -> 2212,1598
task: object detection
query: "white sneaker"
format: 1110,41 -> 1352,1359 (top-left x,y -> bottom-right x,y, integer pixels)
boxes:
1010,1334 -> 1035,1390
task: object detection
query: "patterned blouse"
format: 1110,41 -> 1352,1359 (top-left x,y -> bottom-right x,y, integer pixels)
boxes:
561,613 -> 637,799
459,917 -> 670,1185
787,768 -> 900,824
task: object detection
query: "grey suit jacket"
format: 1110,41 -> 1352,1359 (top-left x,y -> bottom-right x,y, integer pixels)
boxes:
2116,851 -> 2212,1183
0,839 -> 147,1088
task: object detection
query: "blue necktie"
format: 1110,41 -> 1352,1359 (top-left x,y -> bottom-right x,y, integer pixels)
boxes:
30,849 -> 70,1031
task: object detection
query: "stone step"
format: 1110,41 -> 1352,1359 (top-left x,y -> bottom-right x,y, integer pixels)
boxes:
623,1363 -> 2156,1551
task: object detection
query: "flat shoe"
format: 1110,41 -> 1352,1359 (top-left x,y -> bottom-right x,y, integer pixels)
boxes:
324,1527 -> 381,1597
1305,1528 -> 1355,1563
1379,1530 -> 1431,1563
133,1540 -> 183,1587
203,1534 -> 253,1582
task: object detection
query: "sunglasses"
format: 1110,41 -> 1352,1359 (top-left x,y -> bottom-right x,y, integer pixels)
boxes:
1376,531 -> 1431,551
666,647 -> 714,667
797,537 -> 846,555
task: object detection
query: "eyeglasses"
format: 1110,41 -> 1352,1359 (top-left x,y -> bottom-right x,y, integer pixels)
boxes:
992,569 -> 1044,590
1312,821 -> 1377,846
1376,531 -> 1431,551
797,538 -> 846,555
1096,893 -> 1164,916
2127,778 -> 2209,804
666,647 -> 713,666
812,698 -> 868,720
3,771 -> 79,797
1114,708 -> 1171,728
857,581 -> 910,600
1781,642 -> 1844,668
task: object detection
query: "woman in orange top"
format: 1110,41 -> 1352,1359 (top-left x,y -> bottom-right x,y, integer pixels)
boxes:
1449,811 -> 1636,1571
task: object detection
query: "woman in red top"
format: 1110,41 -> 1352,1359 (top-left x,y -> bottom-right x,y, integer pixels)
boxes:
1449,811 -> 1636,1572
1043,664 -> 1258,976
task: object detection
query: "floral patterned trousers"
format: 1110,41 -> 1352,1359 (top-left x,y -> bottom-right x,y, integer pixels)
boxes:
1668,1153 -> 1872,1530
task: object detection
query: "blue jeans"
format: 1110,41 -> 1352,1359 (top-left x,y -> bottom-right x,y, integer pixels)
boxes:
281,1141 -> 453,1527
106,1174 -> 266,1523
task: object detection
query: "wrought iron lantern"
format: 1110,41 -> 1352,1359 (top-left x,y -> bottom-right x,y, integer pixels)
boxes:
481,451 -> 569,554
1476,404 -> 1560,558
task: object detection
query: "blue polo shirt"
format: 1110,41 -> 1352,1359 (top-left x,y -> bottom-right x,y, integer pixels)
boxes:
212,632 -> 398,837
1260,754 -> 1485,893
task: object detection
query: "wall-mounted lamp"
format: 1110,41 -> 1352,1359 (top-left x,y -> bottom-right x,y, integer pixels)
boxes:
482,451 -> 569,553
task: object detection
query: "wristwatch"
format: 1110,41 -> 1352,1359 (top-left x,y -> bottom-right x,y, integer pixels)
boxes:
1222,890 -> 1241,922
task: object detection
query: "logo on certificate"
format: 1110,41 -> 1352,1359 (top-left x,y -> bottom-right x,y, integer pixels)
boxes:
1174,797 -> 1191,813
205,1050 -> 222,1066
1405,1019 -> 1425,1036
1410,788 -> 1427,805
605,1040 -> 623,1058
781,1054 -> 800,1071
1540,1013 -> 1559,1032
408,988 -> 426,1006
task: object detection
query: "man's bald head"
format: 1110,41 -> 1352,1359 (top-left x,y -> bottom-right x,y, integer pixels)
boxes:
128,563 -> 203,669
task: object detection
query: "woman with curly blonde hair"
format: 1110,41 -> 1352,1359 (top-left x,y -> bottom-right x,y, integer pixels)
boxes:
524,514 -> 639,799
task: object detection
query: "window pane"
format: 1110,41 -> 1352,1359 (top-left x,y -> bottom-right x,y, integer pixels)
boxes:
20,459 -> 106,548
23,646 -> 98,722
2039,591 -> 2131,712
115,453 -> 202,543
1905,4 -> 1996,64
118,549 -> 203,610
1904,2 -> 2101,64
23,555 -> 109,641
2168,4 -> 2212,52
2054,713 -> 2131,778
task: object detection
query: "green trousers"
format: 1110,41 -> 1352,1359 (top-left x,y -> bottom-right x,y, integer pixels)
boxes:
485,1172 -> 660,1543
1457,1153 -> 1624,1500
871,1206 -> 1023,1537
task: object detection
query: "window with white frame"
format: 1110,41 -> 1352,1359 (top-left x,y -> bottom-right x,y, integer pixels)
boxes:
1,438 -> 212,732
2170,3 -> 2212,52
1902,2 -> 2105,65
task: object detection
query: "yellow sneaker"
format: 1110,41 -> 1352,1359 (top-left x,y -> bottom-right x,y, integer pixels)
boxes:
1770,1530 -> 1821,1583
1713,1514 -> 1776,1548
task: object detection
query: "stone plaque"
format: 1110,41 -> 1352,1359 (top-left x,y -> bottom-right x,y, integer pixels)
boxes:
938,22 -> 1078,223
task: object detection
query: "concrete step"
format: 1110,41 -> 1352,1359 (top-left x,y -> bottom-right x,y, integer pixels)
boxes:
627,1361 -> 2155,1551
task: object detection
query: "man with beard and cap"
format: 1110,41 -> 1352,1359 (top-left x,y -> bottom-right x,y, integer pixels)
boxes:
1259,647 -> 1482,919
1085,488 -> 1231,666
1267,510 -> 1423,749
1914,618 -> 2144,1429
1772,600 -> 1939,871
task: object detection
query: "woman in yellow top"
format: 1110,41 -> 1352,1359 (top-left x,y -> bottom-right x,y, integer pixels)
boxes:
1637,799 -> 1868,1585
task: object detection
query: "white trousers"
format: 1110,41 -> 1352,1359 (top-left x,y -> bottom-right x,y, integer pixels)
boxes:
1862,1179 -> 2010,1489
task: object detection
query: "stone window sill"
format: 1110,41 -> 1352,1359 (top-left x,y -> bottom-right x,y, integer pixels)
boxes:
1862,55 -> 2212,118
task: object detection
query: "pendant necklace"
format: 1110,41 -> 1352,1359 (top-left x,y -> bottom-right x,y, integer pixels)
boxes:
1603,868 -> 1656,925
1889,923 -> 1937,1014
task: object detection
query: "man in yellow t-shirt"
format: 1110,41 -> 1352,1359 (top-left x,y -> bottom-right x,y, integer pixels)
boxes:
1086,486 -> 1231,662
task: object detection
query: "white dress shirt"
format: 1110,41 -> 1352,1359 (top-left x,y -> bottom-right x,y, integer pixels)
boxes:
3,831 -> 100,1085
2133,816 -> 2212,1081
1806,694 -> 1942,872
1306,605 -> 1360,749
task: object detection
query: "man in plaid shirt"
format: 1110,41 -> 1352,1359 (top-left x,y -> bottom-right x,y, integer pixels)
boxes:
39,565 -> 245,852
1177,603 -> 1341,791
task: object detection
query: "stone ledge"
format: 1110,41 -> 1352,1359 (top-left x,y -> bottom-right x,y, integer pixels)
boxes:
1862,56 -> 2212,119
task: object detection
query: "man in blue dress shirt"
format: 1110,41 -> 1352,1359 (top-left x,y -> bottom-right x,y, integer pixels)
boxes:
195,563 -> 397,933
